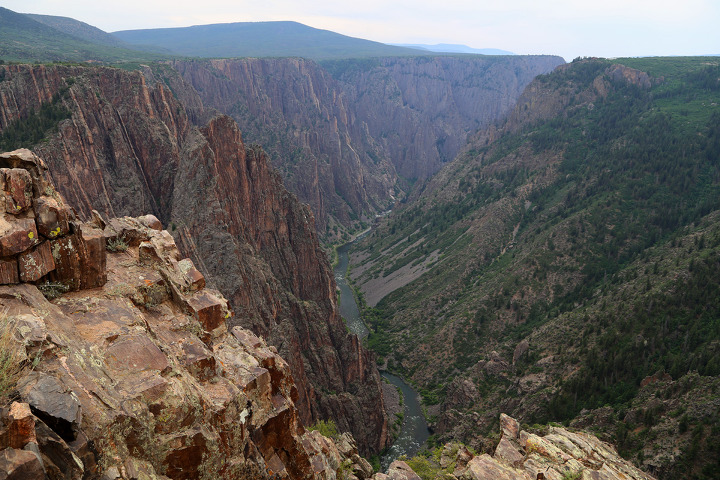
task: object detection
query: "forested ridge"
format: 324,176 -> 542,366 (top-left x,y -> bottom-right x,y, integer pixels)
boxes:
352,57 -> 720,479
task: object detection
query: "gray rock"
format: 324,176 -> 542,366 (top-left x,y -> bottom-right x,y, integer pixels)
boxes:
18,373 -> 81,442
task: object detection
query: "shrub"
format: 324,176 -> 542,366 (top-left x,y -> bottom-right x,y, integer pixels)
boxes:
307,419 -> 339,439
106,236 -> 129,252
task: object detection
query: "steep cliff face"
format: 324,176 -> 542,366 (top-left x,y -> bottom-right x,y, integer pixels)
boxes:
328,55 -> 564,180
173,58 -> 398,237
0,64 -> 388,454
172,56 -> 564,237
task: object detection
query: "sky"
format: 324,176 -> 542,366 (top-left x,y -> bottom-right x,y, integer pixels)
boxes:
4,0 -> 720,61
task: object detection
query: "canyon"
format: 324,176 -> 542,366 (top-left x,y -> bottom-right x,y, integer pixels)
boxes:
0,53 -> 563,456
1,15 -> 716,477
172,55 -> 563,238
351,57 -> 720,478
0,149 -> 659,480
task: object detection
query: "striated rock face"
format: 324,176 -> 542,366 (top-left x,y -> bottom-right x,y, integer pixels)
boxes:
0,65 -> 388,454
172,56 -> 564,236
173,57 -> 398,236
331,55 -> 564,180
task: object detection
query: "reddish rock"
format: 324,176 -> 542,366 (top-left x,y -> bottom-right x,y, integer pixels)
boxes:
0,448 -> 46,479
0,217 -> 39,257
161,427 -> 214,480
103,217 -> 152,247
34,420 -> 85,480
3,168 -> 33,214
105,335 -> 169,373
18,241 -> 55,282
463,454 -> 524,480
18,372 -> 82,443
1,64 -> 393,453
138,214 -> 162,231
387,460 -> 422,480
187,291 -> 227,332
130,273 -> 170,307
231,327 -> 263,350
181,340 -> 216,381
500,413 -> 521,440
33,196 -> 71,239
8,403 -> 36,449
178,259 -> 205,292
49,225 -> 106,290
0,149 -> 49,197
495,436 -> 525,467
640,371 -> 673,387
138,231 -> 180,267
12,314 -> 47,348
0,259 -> 19,284
48,235 -> 83,290
75,224 -> 106,288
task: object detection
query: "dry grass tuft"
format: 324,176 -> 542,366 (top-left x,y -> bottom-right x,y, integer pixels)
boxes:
0,310 -> 26,404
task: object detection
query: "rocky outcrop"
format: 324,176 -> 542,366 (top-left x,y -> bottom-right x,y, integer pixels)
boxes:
0,151 -> 381,479
0,65 -> 388,454
375,415 -> 655,480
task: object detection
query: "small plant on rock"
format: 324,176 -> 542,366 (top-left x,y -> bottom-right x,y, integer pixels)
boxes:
38,280 -> 70,300
106,236 -> 129,252
307,419 -> 339,439
0,312 -> 26,405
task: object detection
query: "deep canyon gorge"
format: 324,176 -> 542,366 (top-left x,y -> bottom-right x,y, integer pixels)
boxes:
0,11 -> 718,479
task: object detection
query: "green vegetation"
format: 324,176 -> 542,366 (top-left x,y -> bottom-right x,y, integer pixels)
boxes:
106,236 -> 130,253
400,445 -> 465,480
307,419 -> 339,439
0,313 -> 25,405
561,471 -> 582,480
352,57 -> 720,478
0,86 -> 72,151
37,281 -> 70,300
0,7 -> 164,64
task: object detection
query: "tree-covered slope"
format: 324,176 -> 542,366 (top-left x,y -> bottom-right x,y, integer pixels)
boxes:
0,7 -> 163,63
352,57 -> 720,479
113,21 -> 427,60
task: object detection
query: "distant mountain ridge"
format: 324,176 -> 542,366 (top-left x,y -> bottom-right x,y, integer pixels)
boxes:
394,43 -> 516,55
113,21 -> 428,59
26,13 -> 129,47
0,7 -> 163,63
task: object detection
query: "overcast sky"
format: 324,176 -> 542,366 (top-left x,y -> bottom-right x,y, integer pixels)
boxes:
5,0 -> 719,61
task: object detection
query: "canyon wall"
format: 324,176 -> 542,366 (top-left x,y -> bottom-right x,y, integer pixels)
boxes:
0,64 -> 387,454
173,55 -> 564,237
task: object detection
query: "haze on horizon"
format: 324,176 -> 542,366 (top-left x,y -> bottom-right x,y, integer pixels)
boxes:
5,0 -> 719,61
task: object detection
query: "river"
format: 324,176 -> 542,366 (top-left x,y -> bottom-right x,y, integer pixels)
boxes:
333,237 -> 430,470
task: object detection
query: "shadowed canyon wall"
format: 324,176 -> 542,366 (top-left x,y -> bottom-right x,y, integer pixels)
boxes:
172,55 -> 564,237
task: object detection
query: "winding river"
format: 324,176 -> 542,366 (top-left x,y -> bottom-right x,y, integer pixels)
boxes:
333,238 -> 430,470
